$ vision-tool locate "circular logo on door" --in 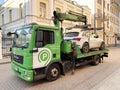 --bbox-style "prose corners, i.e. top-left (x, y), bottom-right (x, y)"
top-left (38, 48), bottom-right (52, 65)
